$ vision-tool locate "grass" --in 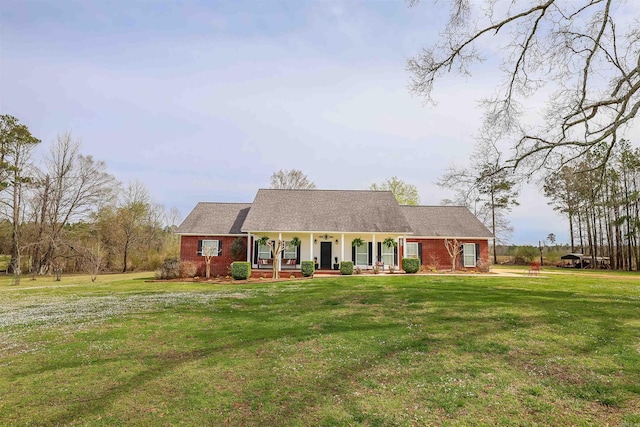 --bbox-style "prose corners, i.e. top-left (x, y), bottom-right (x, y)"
top-left (0, 271), bottom-right (639, 426)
